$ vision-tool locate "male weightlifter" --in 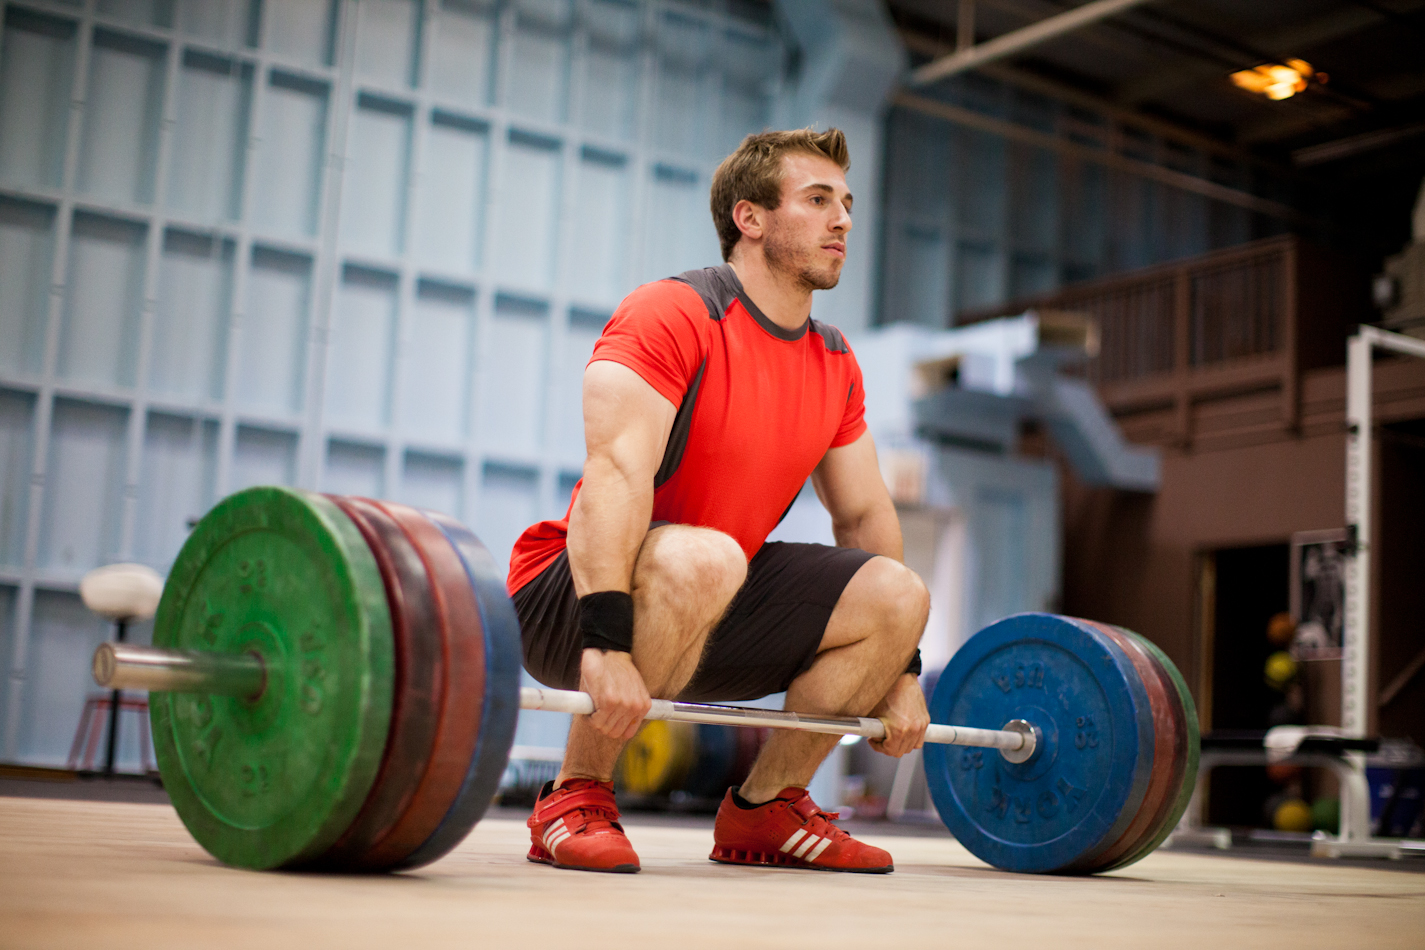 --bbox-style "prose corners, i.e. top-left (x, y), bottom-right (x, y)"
top-left (507, 128), bottom-right (931, 874)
